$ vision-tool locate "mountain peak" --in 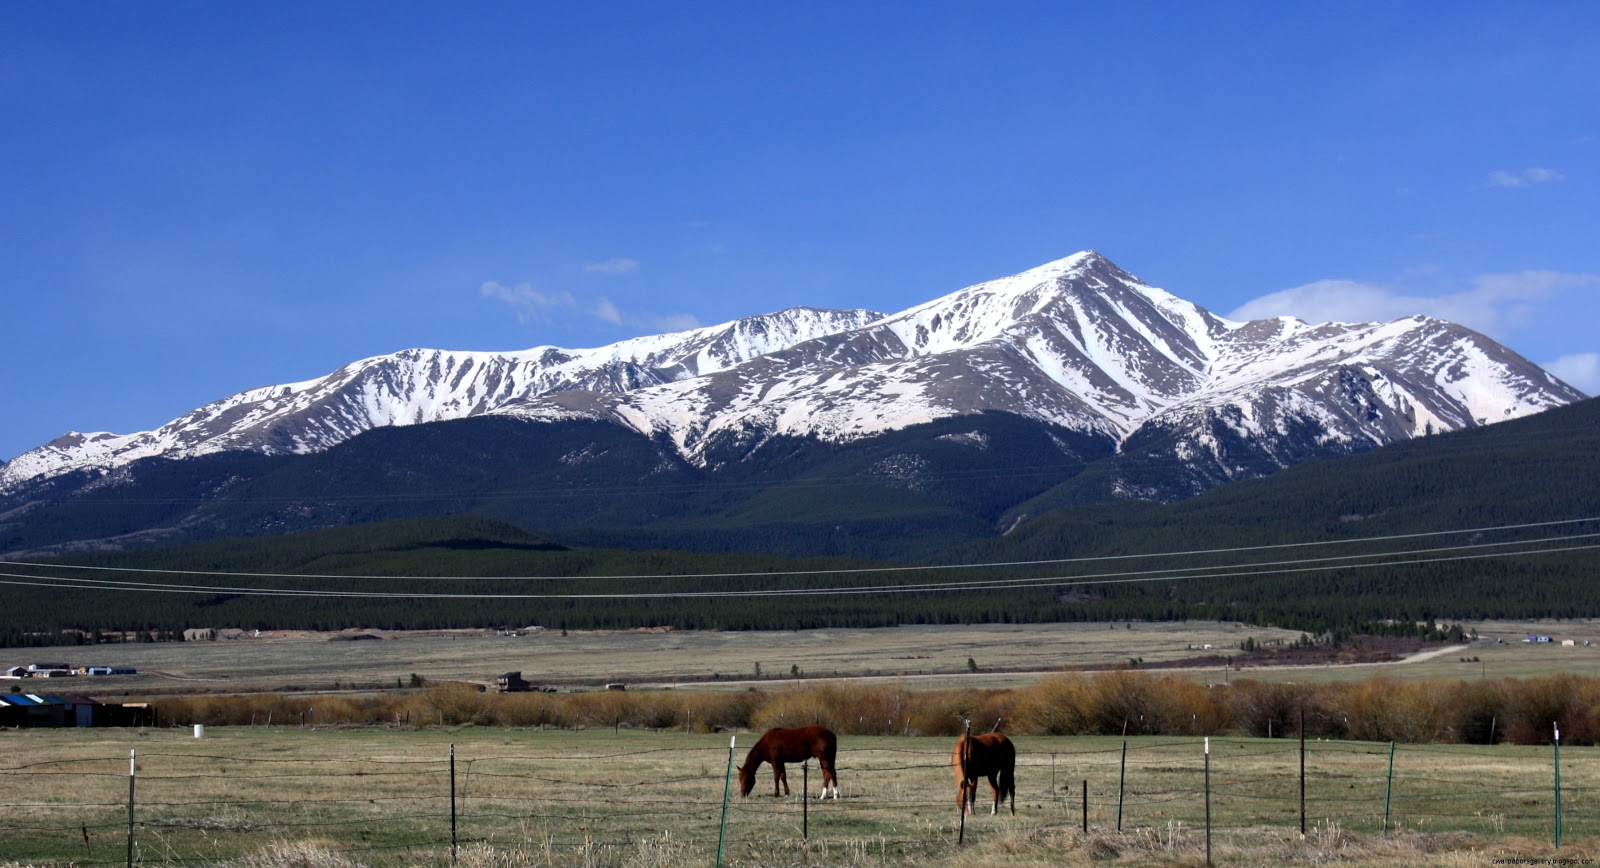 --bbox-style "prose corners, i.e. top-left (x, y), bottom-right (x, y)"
top-left (0, 251), bottom-right (1584, 498)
